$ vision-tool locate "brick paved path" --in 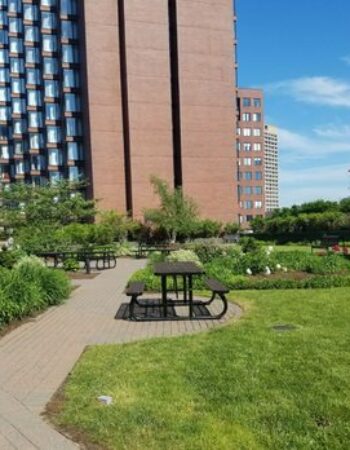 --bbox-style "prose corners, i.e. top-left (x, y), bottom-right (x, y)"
top-left (0, 258), bottom-right (241, 449)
